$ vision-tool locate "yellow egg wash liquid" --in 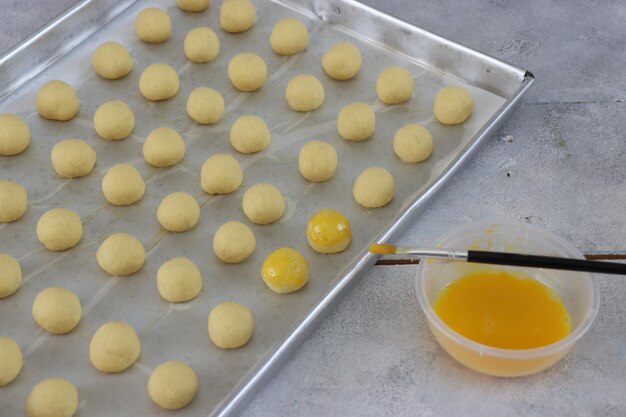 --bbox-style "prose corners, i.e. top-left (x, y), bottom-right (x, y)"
top-left (434, 269), bottom-right (571, 349)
